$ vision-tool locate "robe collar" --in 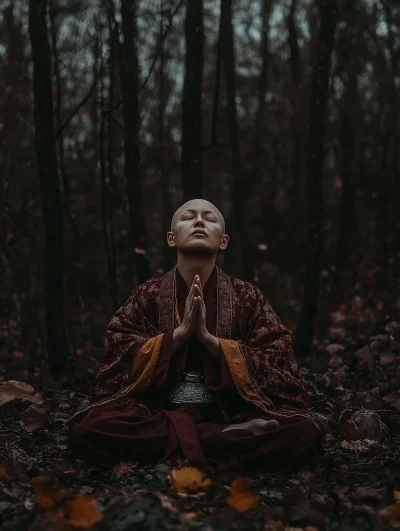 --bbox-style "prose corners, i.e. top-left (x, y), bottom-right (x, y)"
top-left (158, 264), bottom-right (232, 339)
